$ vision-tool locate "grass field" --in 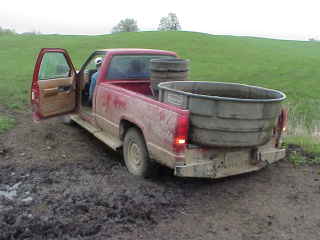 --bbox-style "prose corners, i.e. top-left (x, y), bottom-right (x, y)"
top-left (0, 31), bottom-right (319, 154)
